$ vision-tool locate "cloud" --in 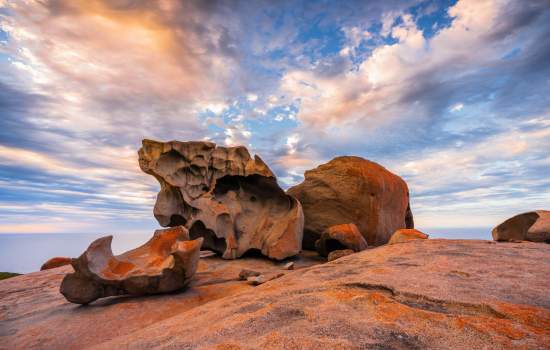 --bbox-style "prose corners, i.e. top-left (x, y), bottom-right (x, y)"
top-left (0, 0), bottom-right (549, 235)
